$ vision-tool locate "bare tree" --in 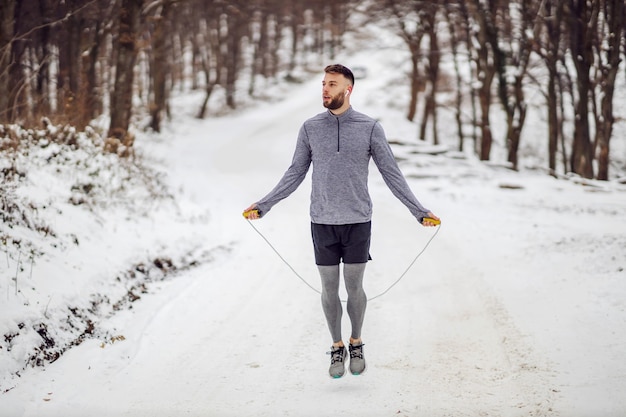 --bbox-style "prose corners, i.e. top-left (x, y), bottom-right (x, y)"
top-left (443, 2), bottom-right (467, 151)
top-left (108, 0), bottom-right (144, 147)
top-left (565, 0), bottom-right (597, 179)
top-left (56, 0), bottom-right (86, 125)
top-left (86, 1), bottom-right (116, 124)
top-left (467, 0), bottom-right (497, 161)
top-left (148, 0), bottom-right (175, 132)
top-left (286, 0), bottom-right (304, 72)
top-left (534, 0), bottom-right (566, 177)
top-left (495, 0), bottom-right (543, 170)
top-left (248, 0), bottom-right (283, 96)
top-left (6, 1), bottom-right (31, 122)
top-left (223, 3), bottom-right (249, 109)
top-left (377, 0), bottom-right (426, 122)
top-left (196, 0), bottom-right (223, 119)
top-left (1, 0), bottom-right (623, 180)
top-left (418, 3), bottom-right (440, 144)
top-left (0, 0), bottom-right (16, 123)
top-left (594, 0), bottom-right (624, 180)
